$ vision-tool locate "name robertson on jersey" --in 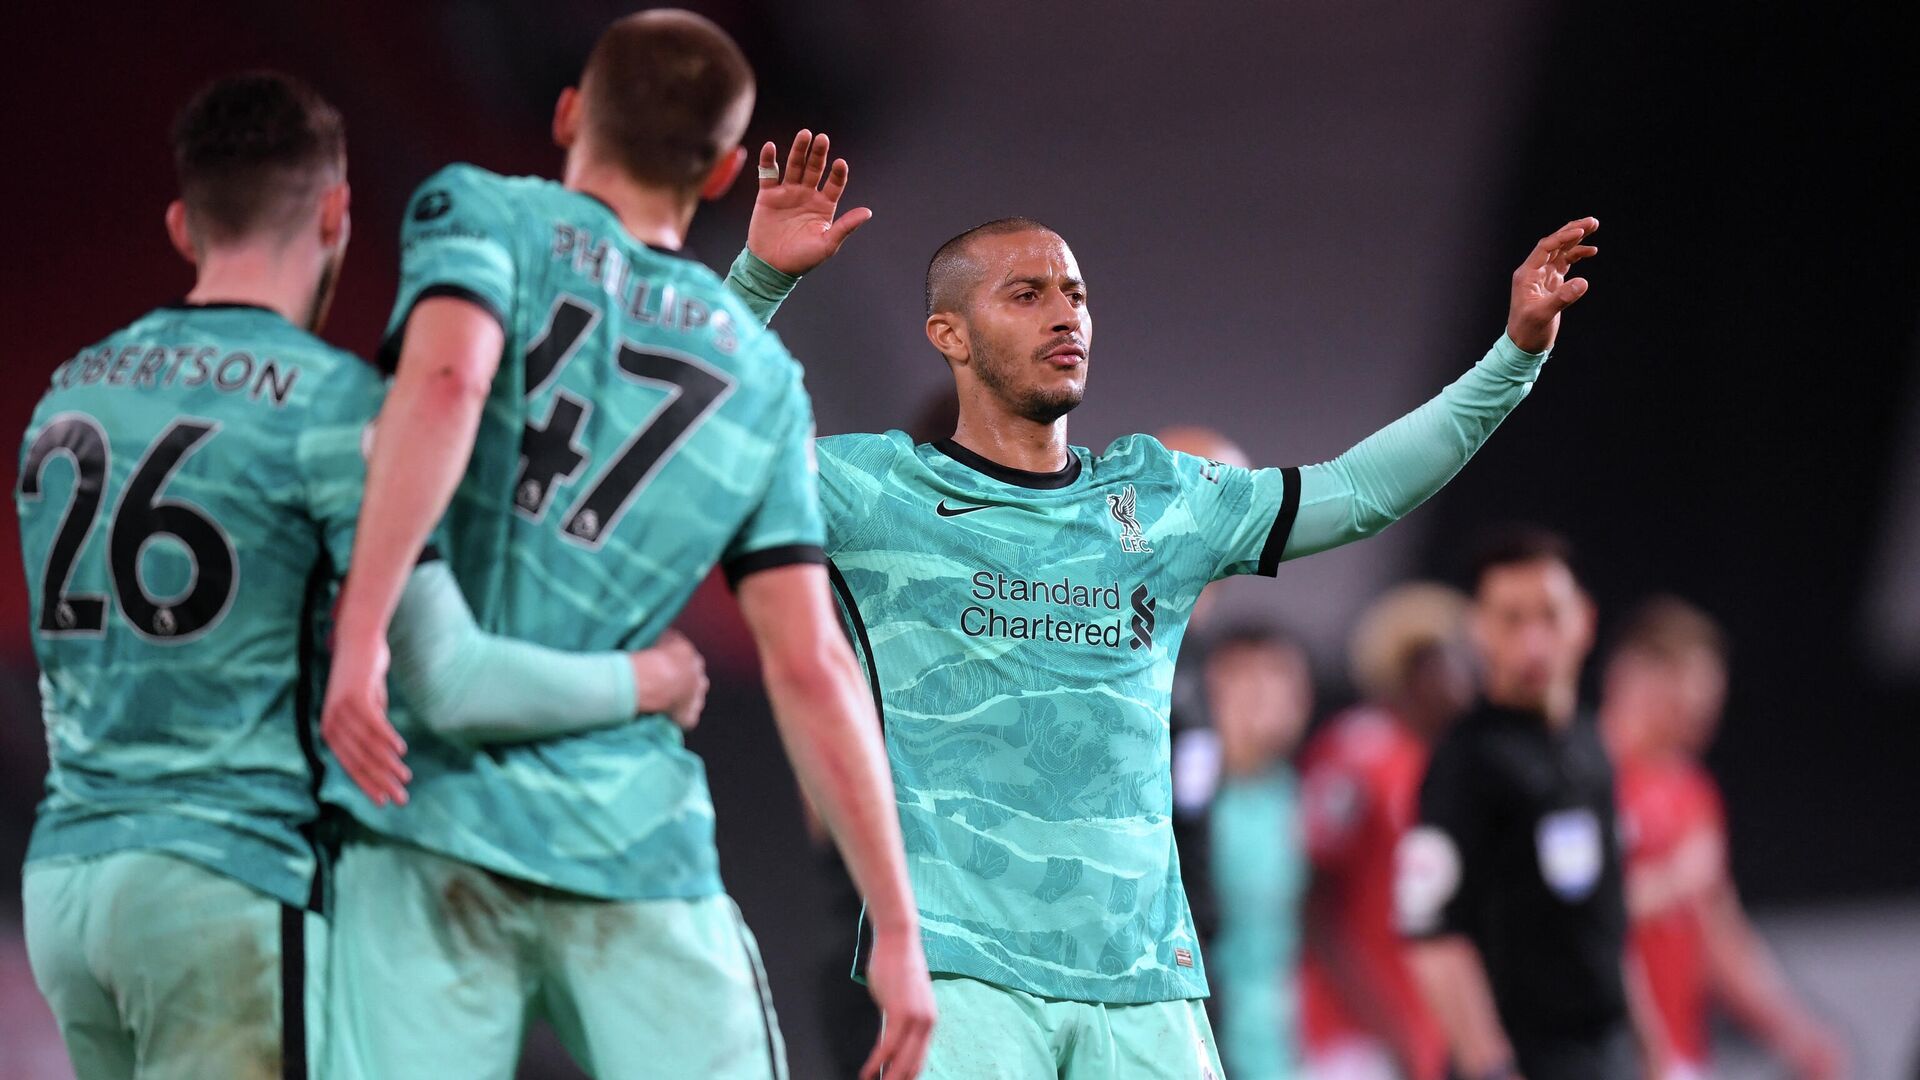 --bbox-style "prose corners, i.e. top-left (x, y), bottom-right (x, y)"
top-left (550, 223), bottom-right (739, 353)
top-left (50, 344), bottom-right (299, 407)
top-left (962, 571), bottom-right (1154, 650)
